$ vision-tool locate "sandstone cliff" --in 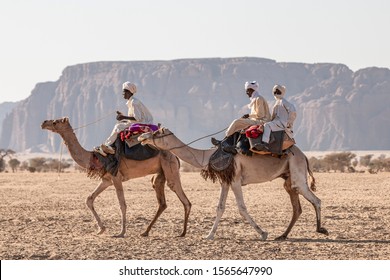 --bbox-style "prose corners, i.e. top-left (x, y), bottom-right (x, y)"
top-left (1, 57), bottom-right (389, 152)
